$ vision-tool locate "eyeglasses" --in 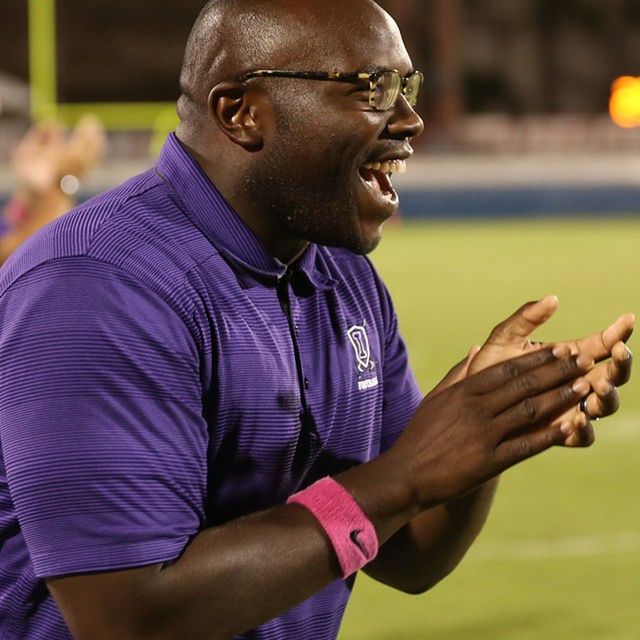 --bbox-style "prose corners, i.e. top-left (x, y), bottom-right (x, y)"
top-left (235, 69), bottom-right (424, 112)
